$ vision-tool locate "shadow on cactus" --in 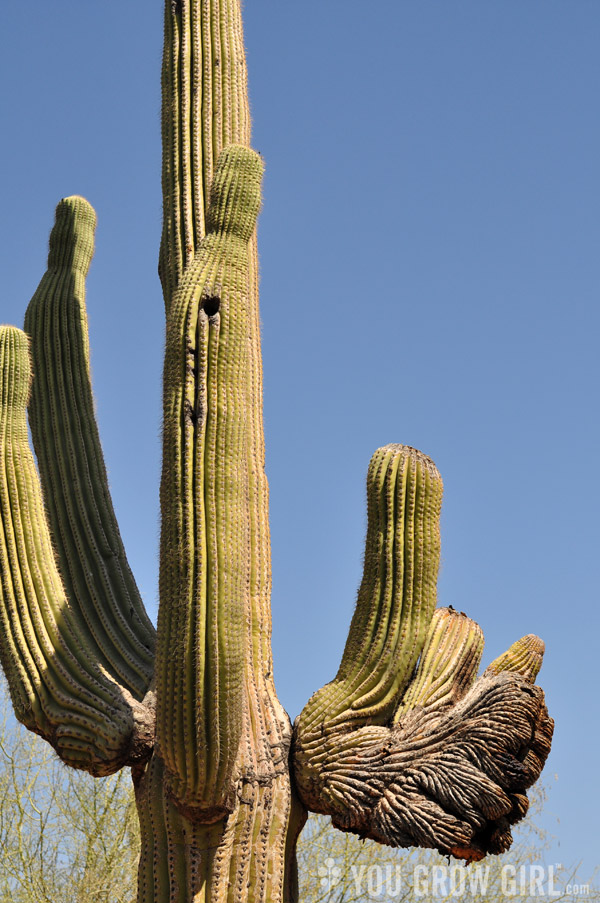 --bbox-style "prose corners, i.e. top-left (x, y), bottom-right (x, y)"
top-left (0, 1), bottom-right (553, 901)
